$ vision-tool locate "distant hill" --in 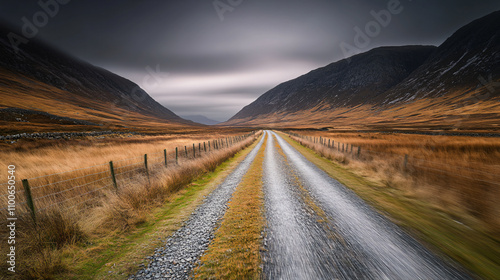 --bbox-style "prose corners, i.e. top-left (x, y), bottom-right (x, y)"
top-left (181, 115), bottom-right (221, 125)
top-left (224, 11), bottom-right (500, 133)
top-left (228, 45), bottom-right (435, 121)
top-left (0, 23), bottom-right (193, 134)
